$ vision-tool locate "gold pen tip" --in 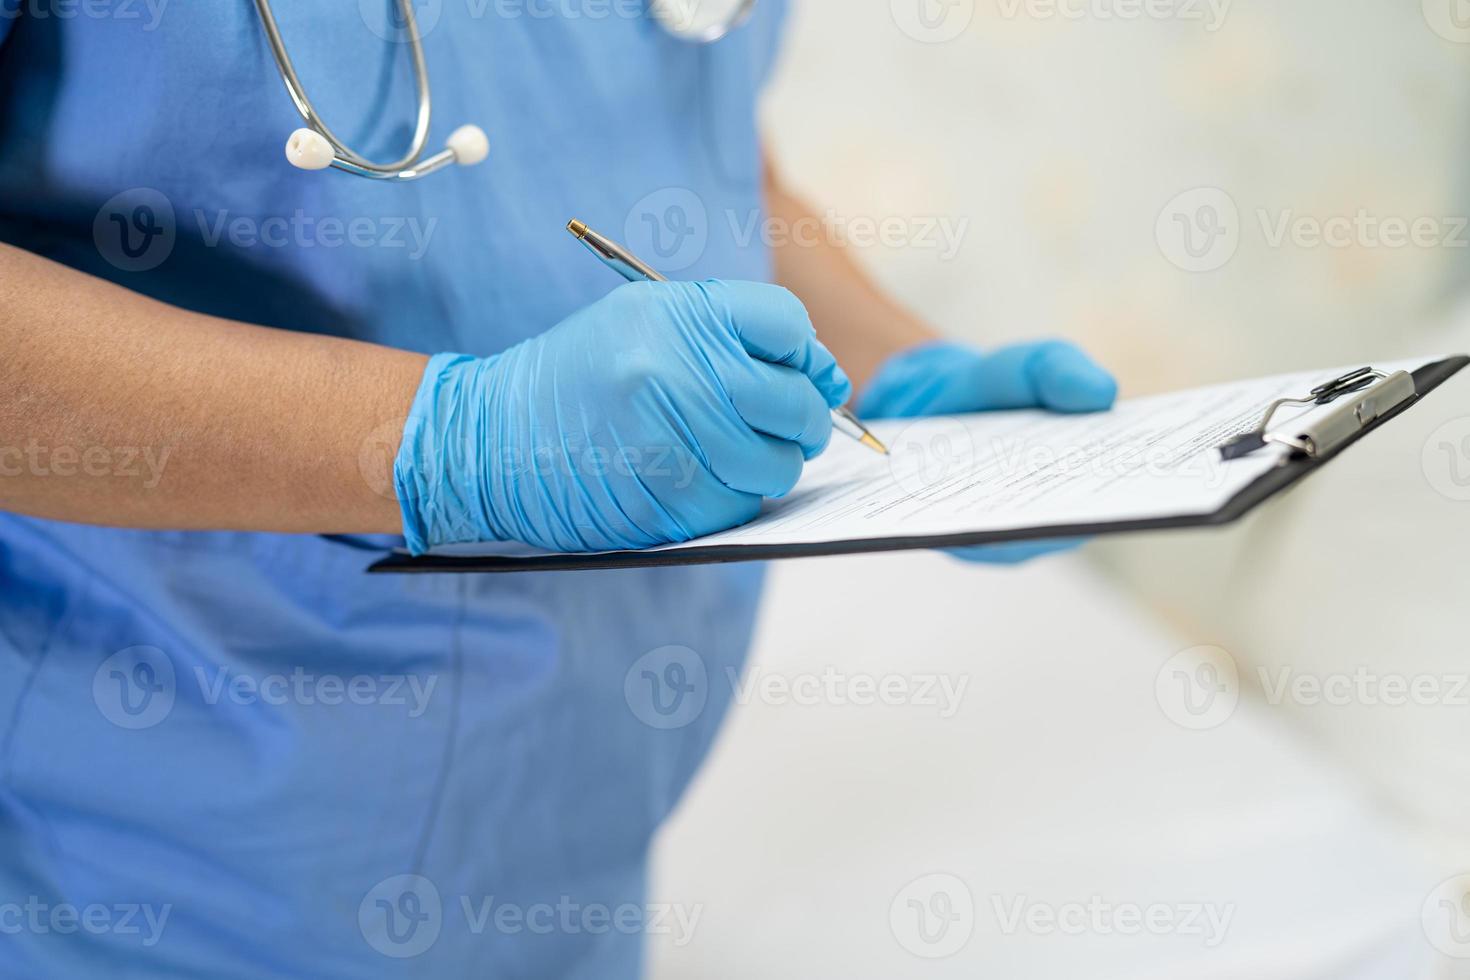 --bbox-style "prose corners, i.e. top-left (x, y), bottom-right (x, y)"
top-left (860, 432), bottom-right (890, 455)
top-left (567, 219), bottom-right (588, 239)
